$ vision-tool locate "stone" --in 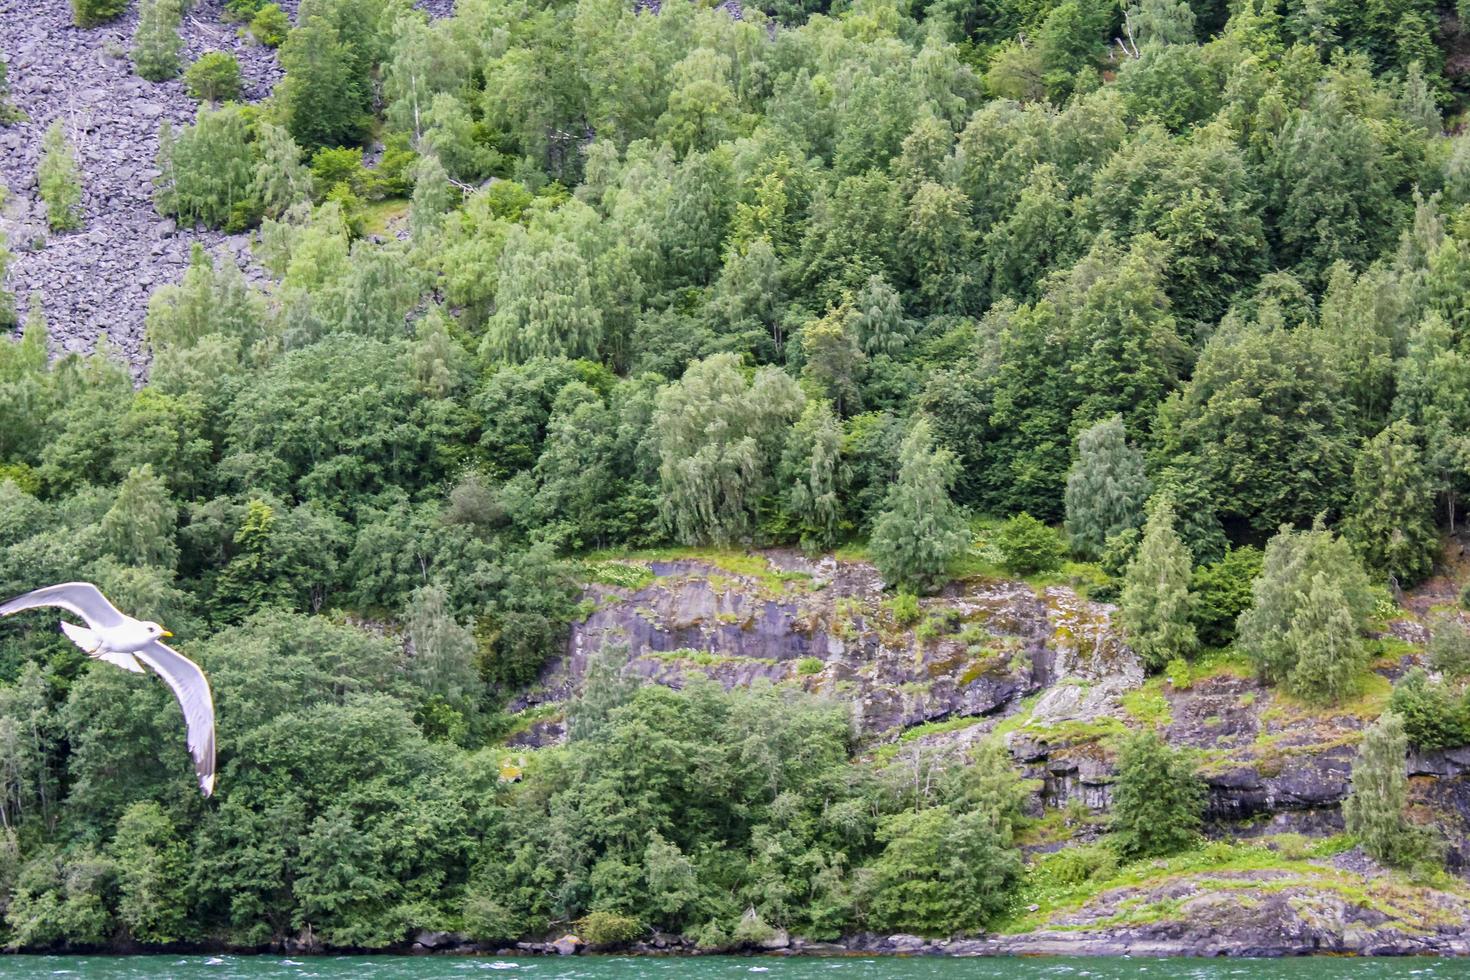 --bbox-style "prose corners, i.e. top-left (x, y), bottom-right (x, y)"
top-left (551, 934), bottom-right (582, 956)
